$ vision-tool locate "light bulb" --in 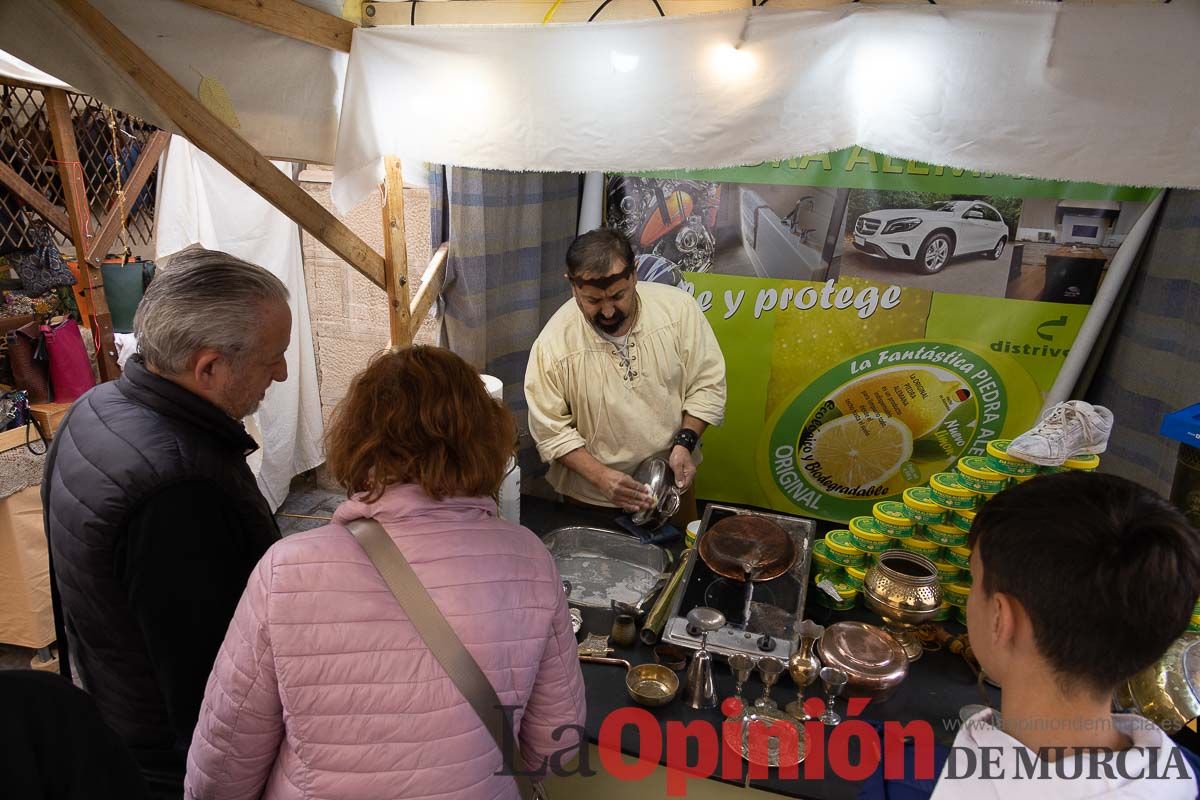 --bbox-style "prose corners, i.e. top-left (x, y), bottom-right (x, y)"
top-left (610, 51), bottom-right (639, 73)
top-left (711, 43), bottom-right (758, 81)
